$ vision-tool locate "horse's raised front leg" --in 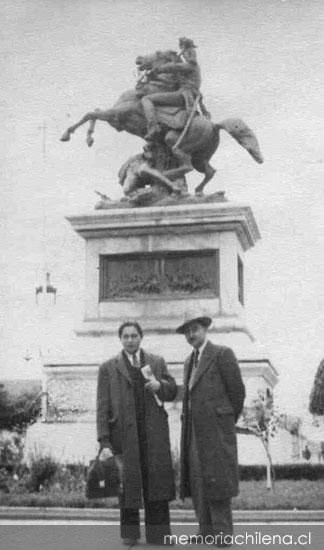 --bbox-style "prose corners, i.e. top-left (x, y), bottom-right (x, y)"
top-left (60, 109), bottom-right (103, 142)
top-left (86, 114), bottom-right (99, 147)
